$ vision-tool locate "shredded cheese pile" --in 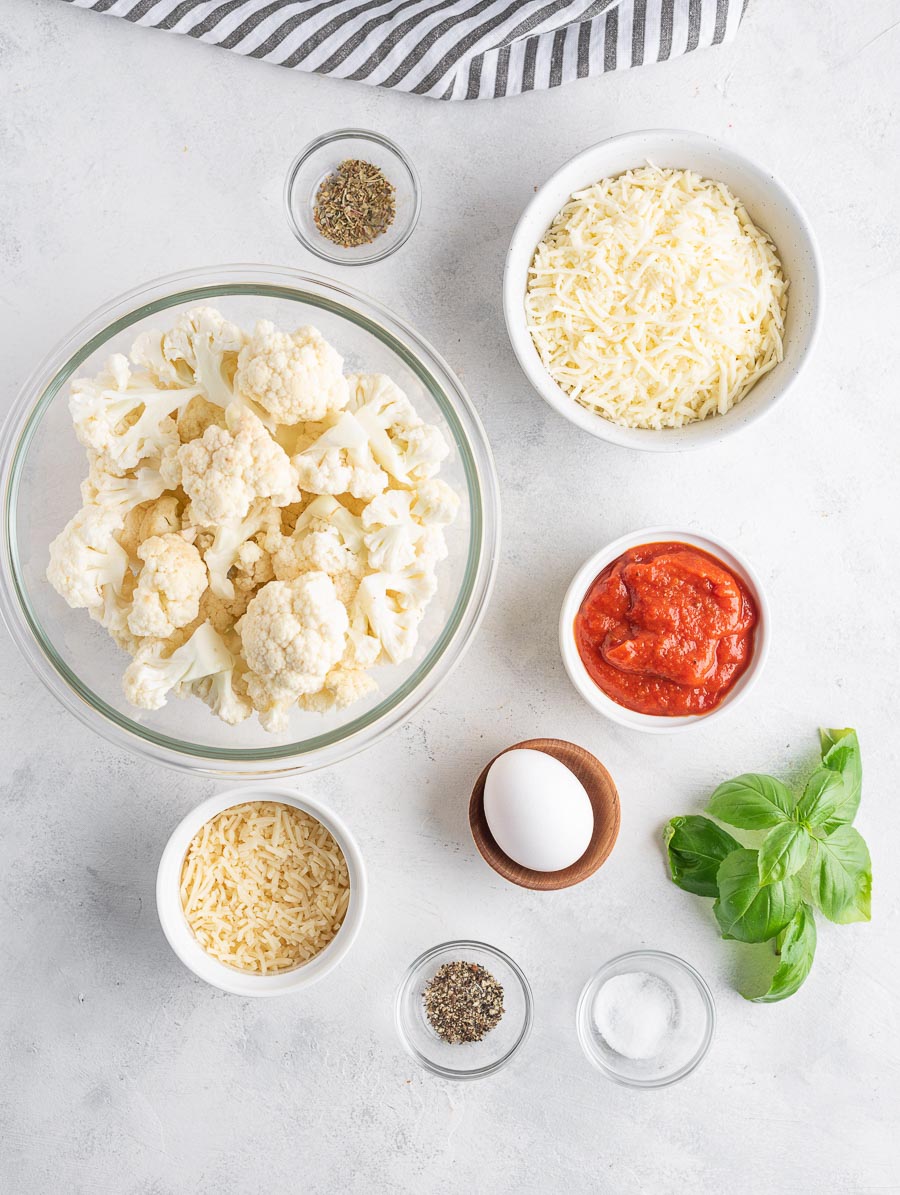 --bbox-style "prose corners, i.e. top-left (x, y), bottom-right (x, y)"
top-left (180, 801), bottom-right (350, 974)
top-left (525, 167), bottom-right (788, 429)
